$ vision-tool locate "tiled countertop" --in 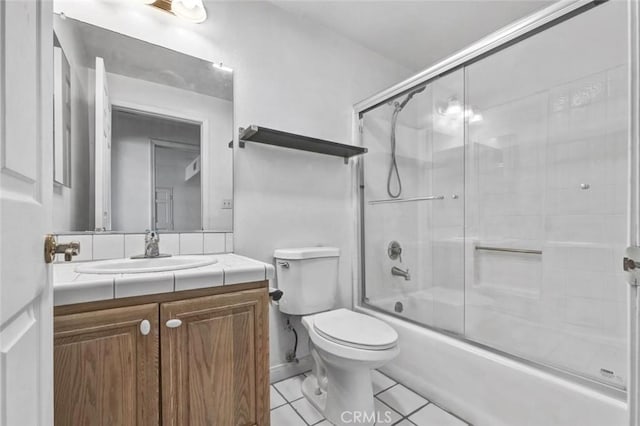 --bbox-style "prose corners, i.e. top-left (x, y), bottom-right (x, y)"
top-left (54, 253), bottom-right (275, 306)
